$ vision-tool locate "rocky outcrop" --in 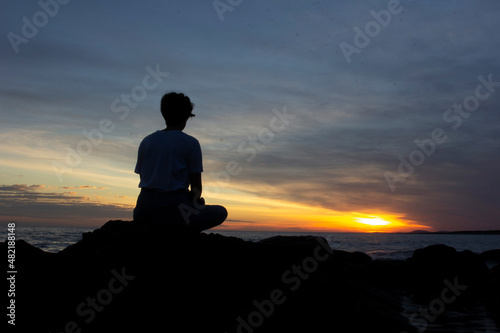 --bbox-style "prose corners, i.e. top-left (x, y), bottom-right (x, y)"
top-left (2, 220), bottom-right (499, 333)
